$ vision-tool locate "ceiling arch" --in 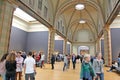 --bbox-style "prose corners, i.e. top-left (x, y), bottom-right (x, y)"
top-left (55, 0), bottom-right (102, 19)
top-left (67, 19), bottom-right (97, 35)
top-left (50, 0), bottom-right (107, 42)
top-left (53, 0), bottom-right (103, 32)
